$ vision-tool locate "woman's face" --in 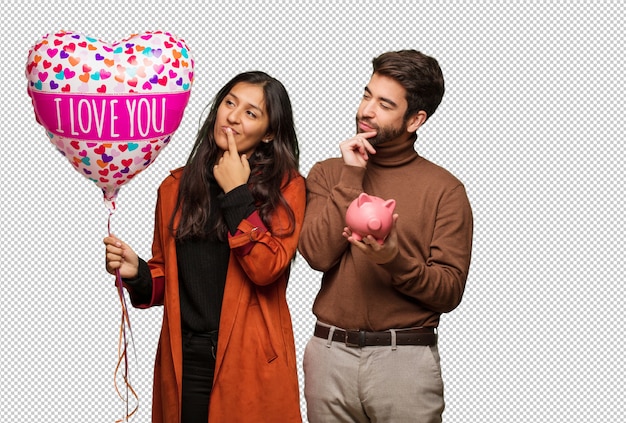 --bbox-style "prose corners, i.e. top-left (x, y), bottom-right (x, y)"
top-left (213, 82), bottom-right (271, 157)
